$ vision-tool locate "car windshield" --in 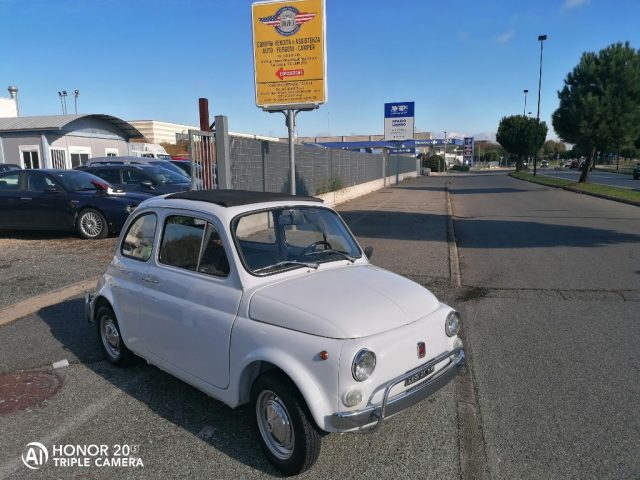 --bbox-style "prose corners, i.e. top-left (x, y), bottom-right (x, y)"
top-left (233, 206), bottom-right (361, 275)
top-left (143, 166), bottom-right (189, 185)
top-left (156, 154), bottom-right (171, 160)
top-left (54, 170), bottom-right (115, 191)
top-left (149, 160), bottom-right (190, 178)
